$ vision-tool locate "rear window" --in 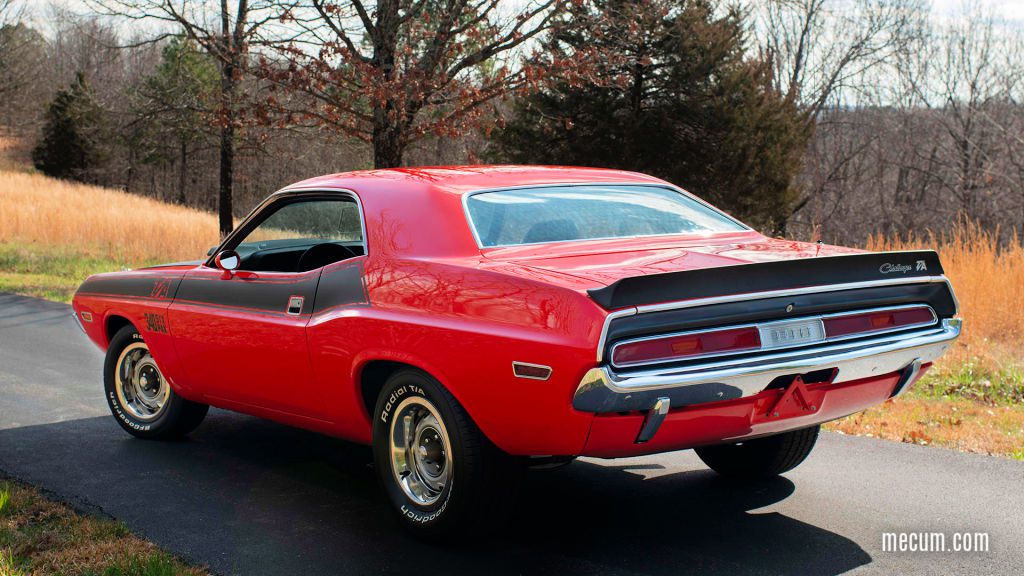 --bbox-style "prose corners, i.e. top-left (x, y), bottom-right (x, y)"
top-left (465, 185), bottom-right (747, 248)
